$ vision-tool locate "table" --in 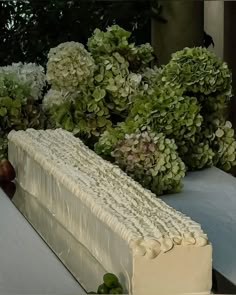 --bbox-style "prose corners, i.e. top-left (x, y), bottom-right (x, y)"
top-left (1, 167), bottom-right (236, 293)
top-left (161, 167), bottom-right (236, 290)
top-left (0, 188), bottom-right (86, 294)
